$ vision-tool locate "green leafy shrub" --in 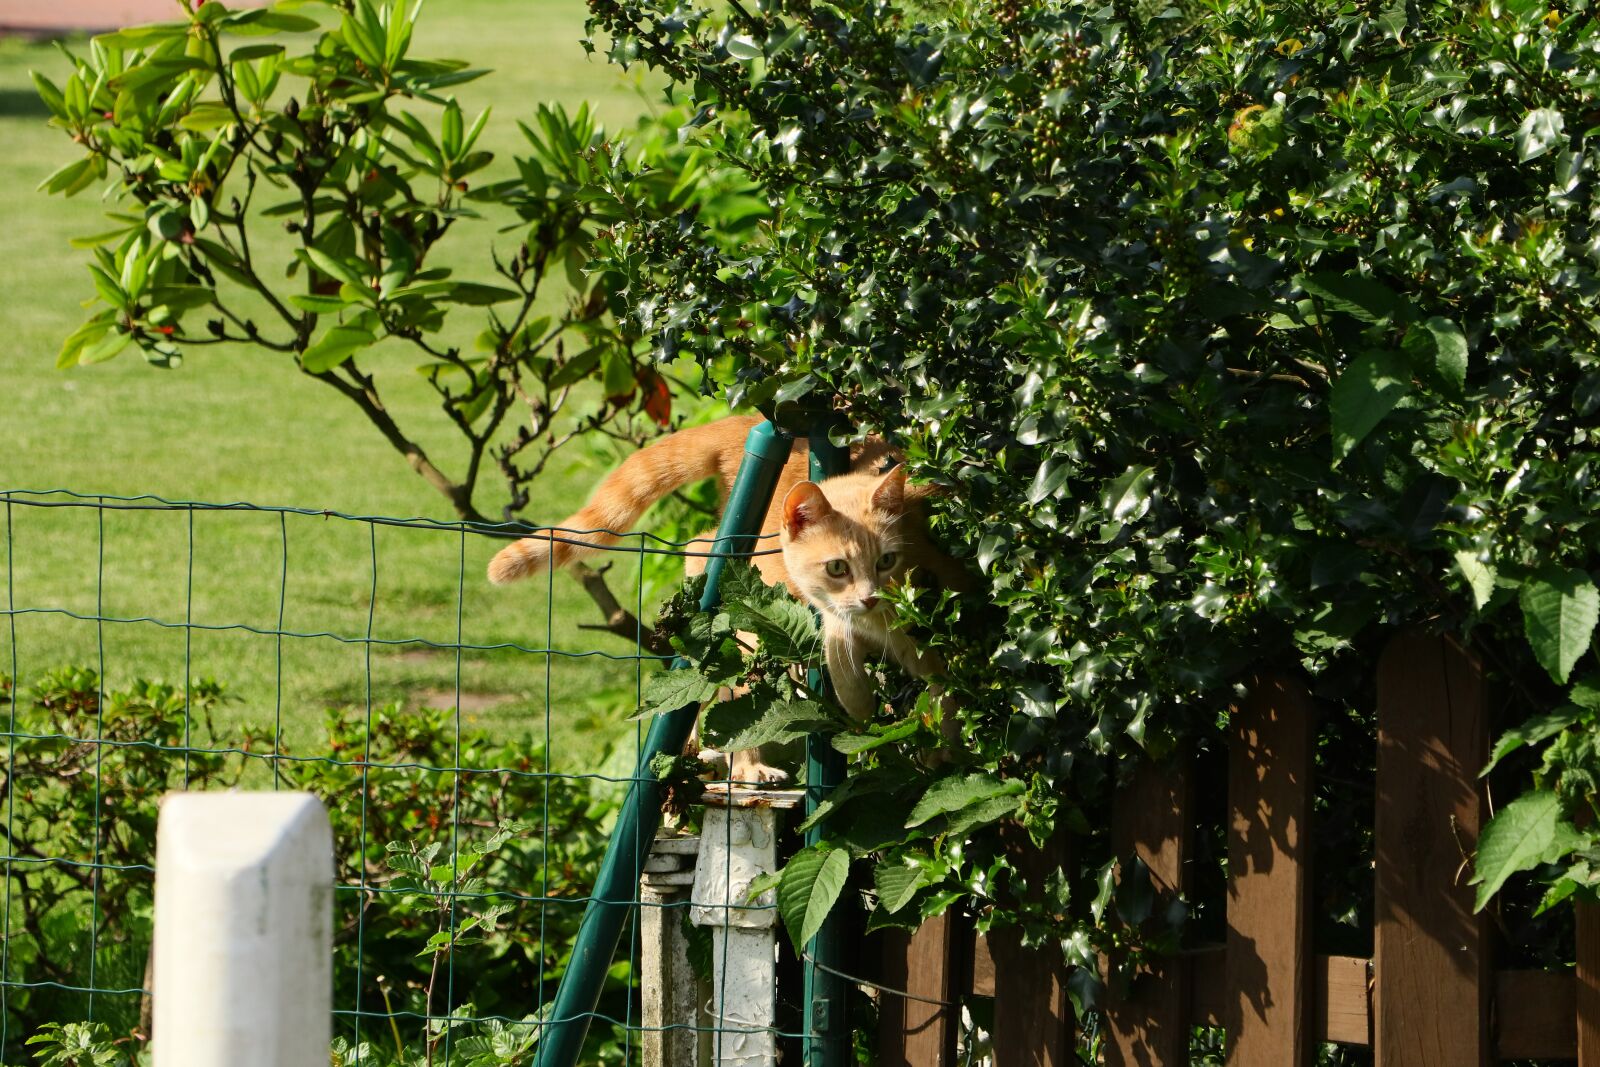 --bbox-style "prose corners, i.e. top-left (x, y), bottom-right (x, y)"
top-left (586, 0), bottom-right (1600, 1007)
top-left (33, 0), bottom-right (758, 531)
top-left (0, 669), bottom-right (624, 1064)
